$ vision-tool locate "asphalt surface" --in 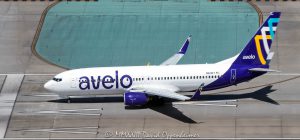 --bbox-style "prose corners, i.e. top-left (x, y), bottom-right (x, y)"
top-left (1, 1), bottom-right (300, 139)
